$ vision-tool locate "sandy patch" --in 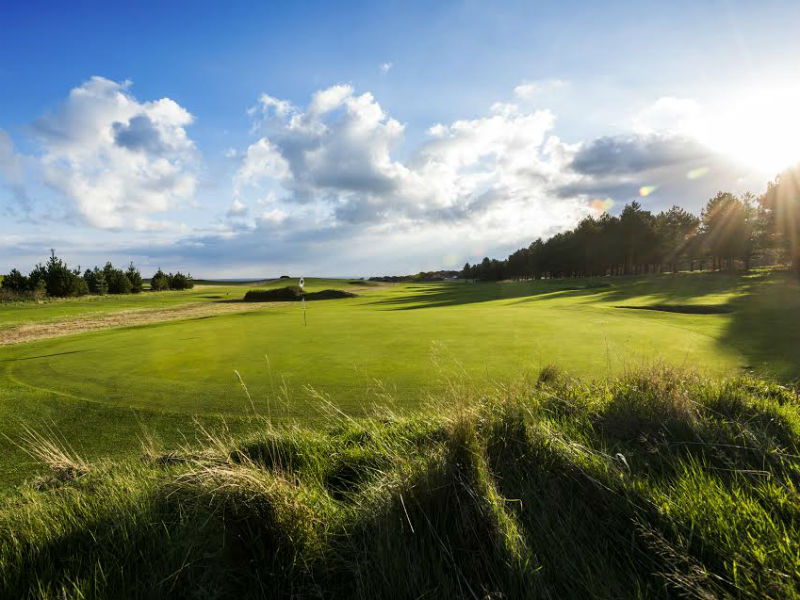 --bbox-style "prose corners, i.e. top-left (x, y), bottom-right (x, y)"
top-left (0, 301), bottom-right (275, 346)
